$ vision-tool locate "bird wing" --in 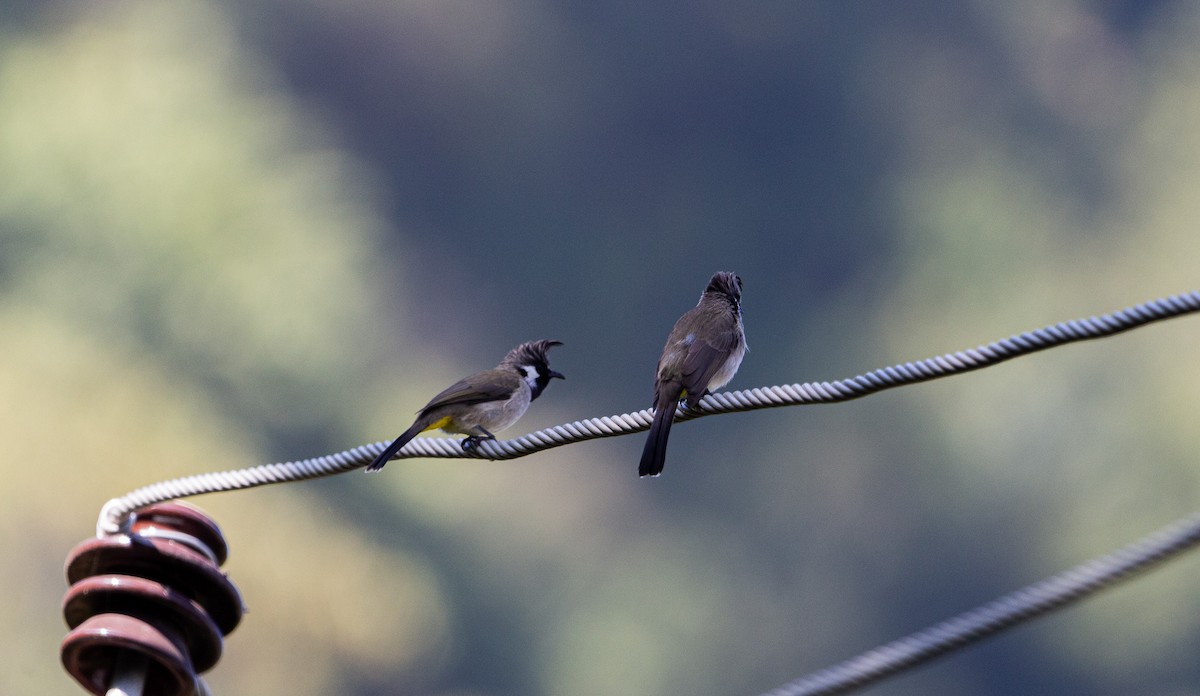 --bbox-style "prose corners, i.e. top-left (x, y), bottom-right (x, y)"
top-left (679, 340), bottom-right (733, 407)
top-left (659, 306), bottom-right (740, 408)
top-left (417, 369), bottom-right (520, 416)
